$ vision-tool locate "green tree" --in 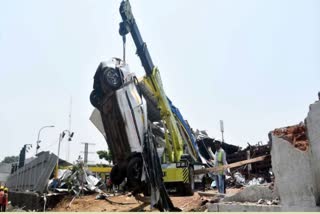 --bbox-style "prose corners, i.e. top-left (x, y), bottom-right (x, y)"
top-left (97, 150), bottom-right (113, 164)
top-left (1, 156), bottom-right (19, 164)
